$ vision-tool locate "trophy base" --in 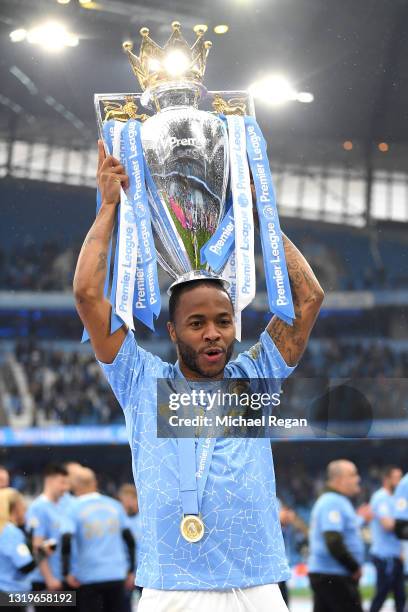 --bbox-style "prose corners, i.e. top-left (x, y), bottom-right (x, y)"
top-left (167, 270), bottom-right (230, 296)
